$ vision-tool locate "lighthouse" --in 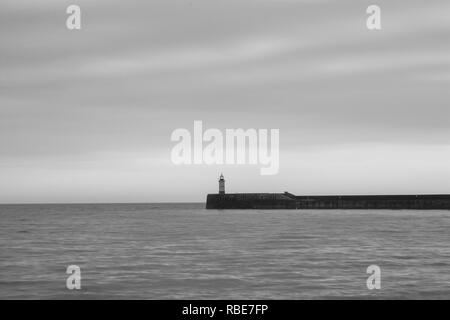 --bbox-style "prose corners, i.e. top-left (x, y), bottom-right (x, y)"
top-left (218, 174), bottom-right (225, 194)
